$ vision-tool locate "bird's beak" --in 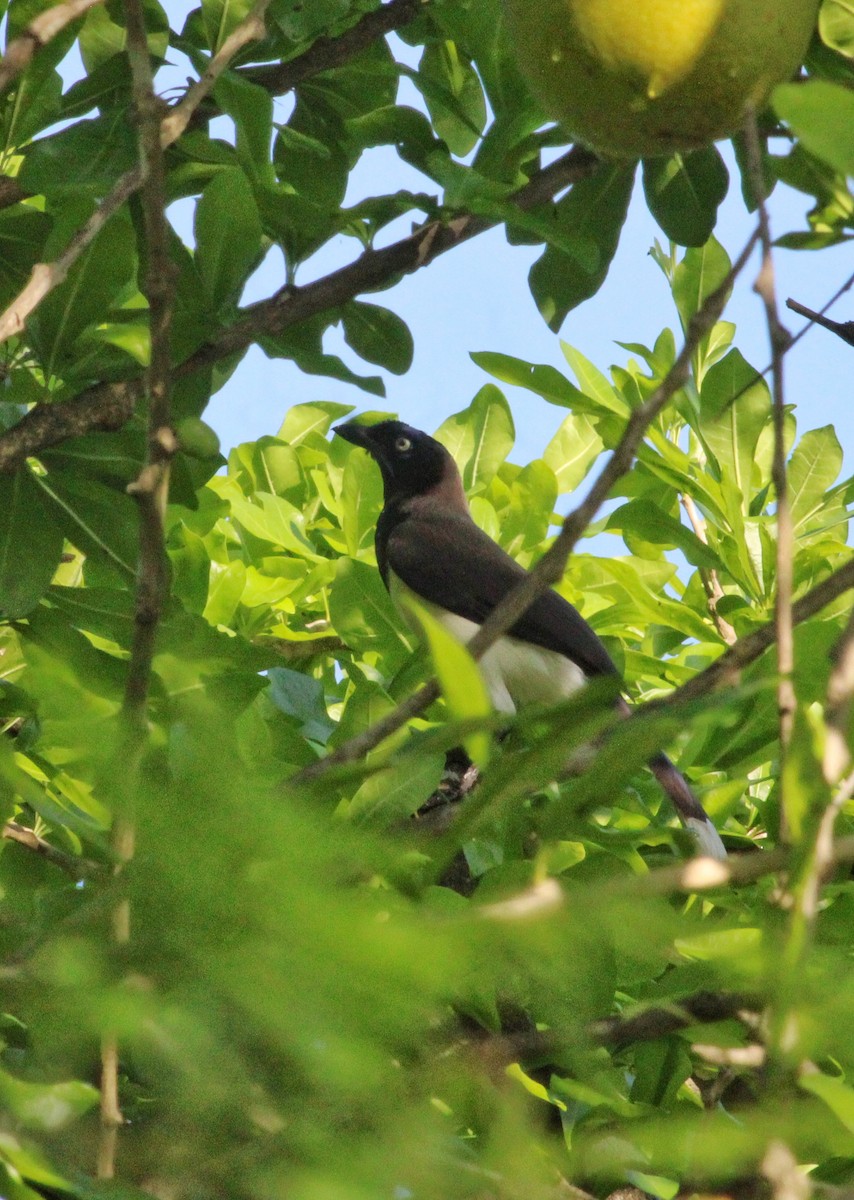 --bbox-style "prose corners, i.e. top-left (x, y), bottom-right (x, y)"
top-left (334, 421), bottom-right (378, 452)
